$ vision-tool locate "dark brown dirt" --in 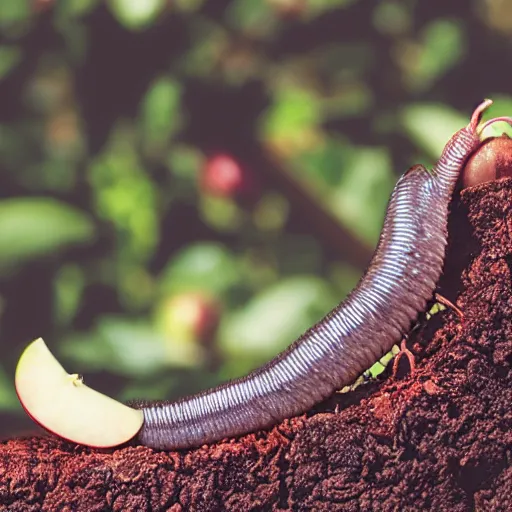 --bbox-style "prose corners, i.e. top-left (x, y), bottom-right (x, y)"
top-left (0, 178), bottom-right (511, 512)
